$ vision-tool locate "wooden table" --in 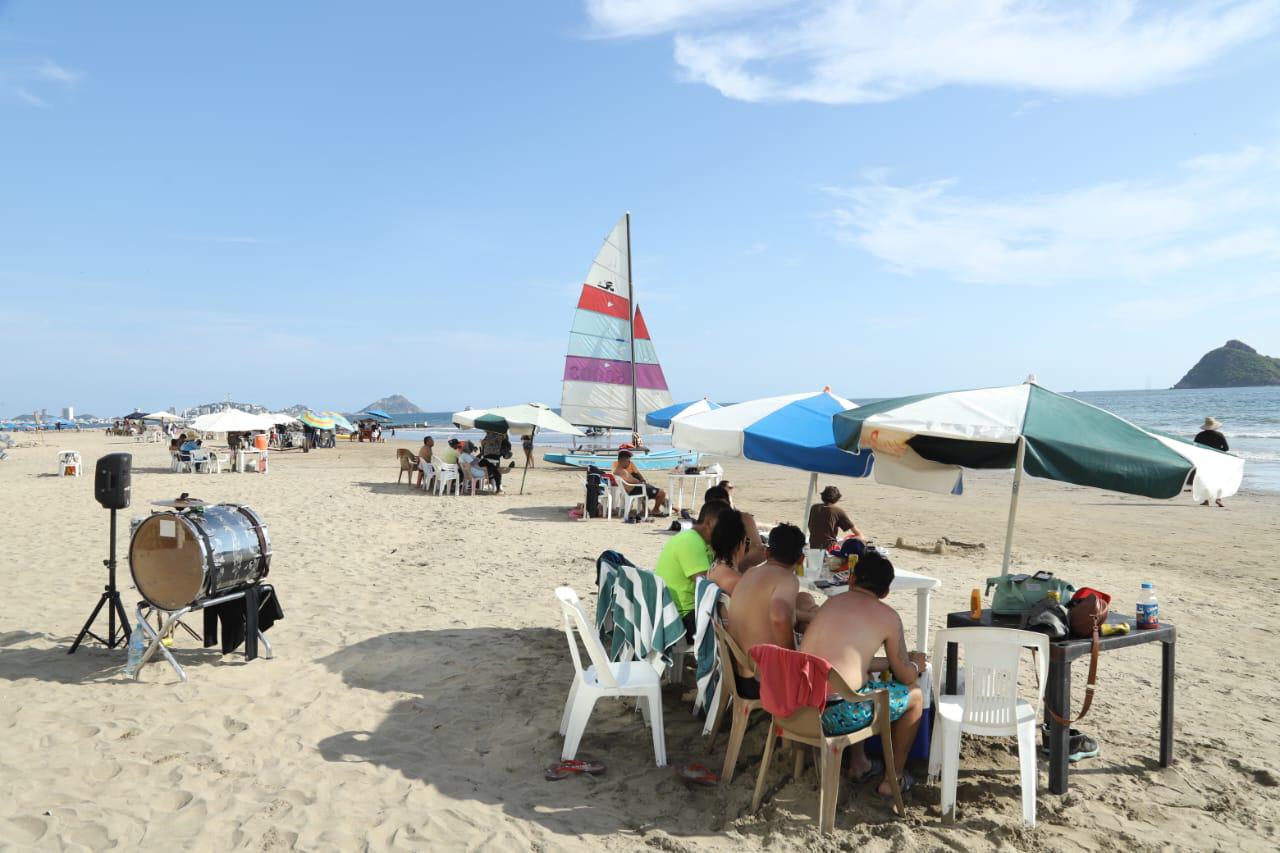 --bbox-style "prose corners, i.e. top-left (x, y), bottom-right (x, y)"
top-left (944, 609), bottom-right (1175, 794)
